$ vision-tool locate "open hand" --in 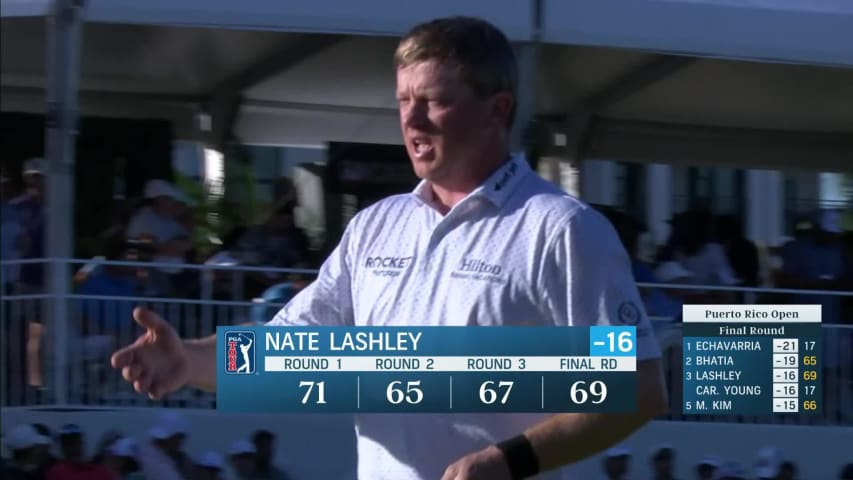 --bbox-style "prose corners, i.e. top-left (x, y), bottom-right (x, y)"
top-left (110, 307), bottom-right (190, 400)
